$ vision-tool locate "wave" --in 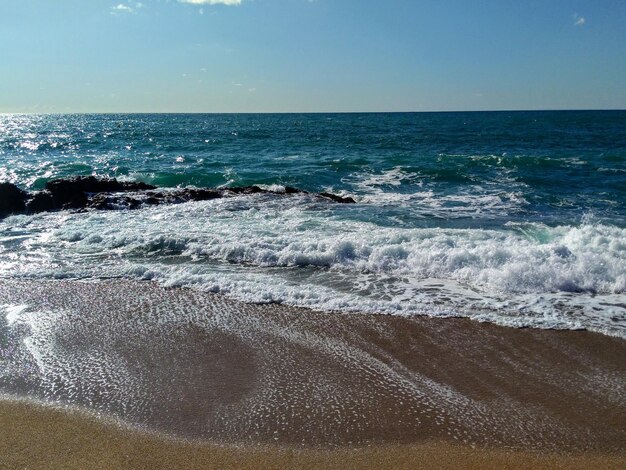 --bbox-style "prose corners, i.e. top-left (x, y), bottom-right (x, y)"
top-left (1, 195), bottom-right (625, 337)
